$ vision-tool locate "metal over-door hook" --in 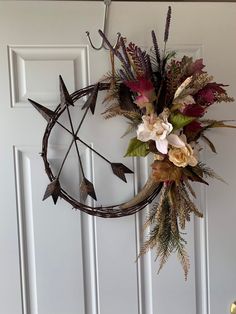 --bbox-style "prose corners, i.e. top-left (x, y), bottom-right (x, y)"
top-left (85, 0), bottom-right (121, 50)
